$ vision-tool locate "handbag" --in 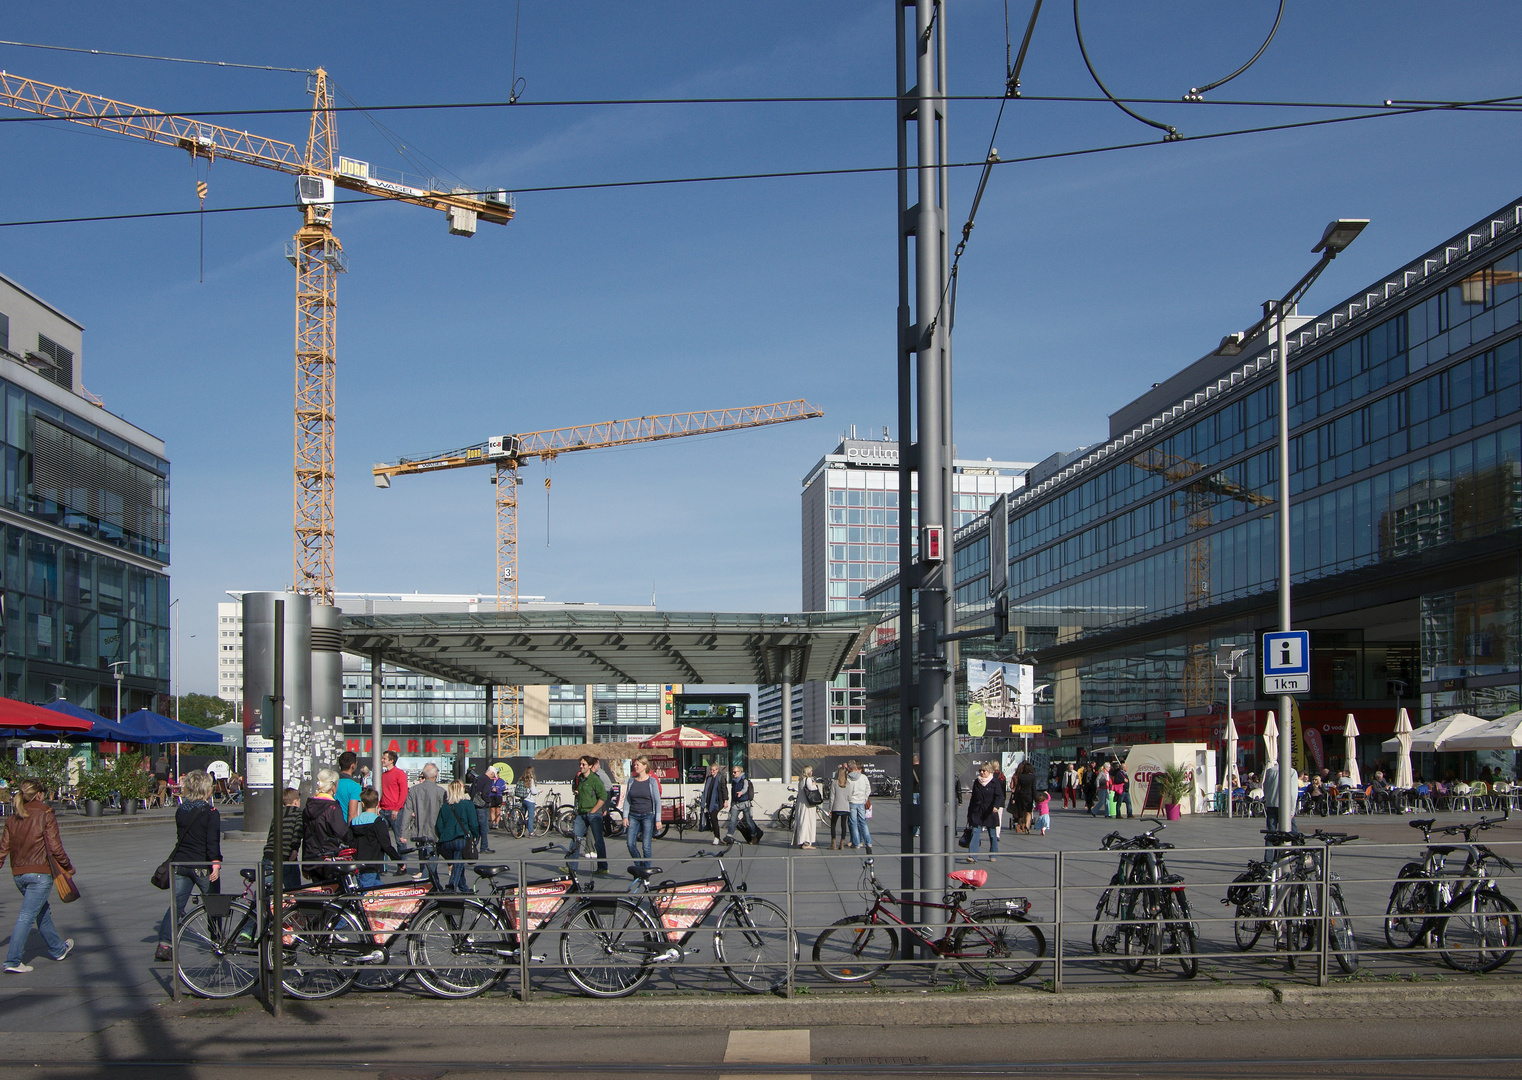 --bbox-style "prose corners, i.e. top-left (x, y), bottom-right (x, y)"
top-left (47, 852), bottom-right (80, 904)
top-left (802, 780), bottom-right (823, 807)
top-left (463, 835), bottom-right (480, 860)
top-left (151, 858), bottom-right (173, 890)
top-left (957, 826), bottom-right (972, 849)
